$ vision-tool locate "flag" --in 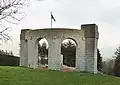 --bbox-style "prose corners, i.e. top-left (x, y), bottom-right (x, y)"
top-left (51, 12), bottom-right (56, 22)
